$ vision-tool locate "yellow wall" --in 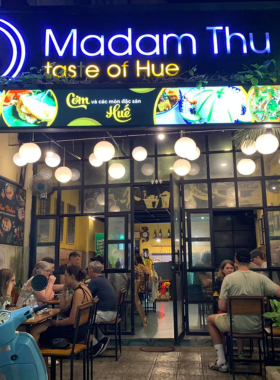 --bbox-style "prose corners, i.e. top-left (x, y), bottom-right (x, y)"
top-left (134, 223), bottom-right (172, 254)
